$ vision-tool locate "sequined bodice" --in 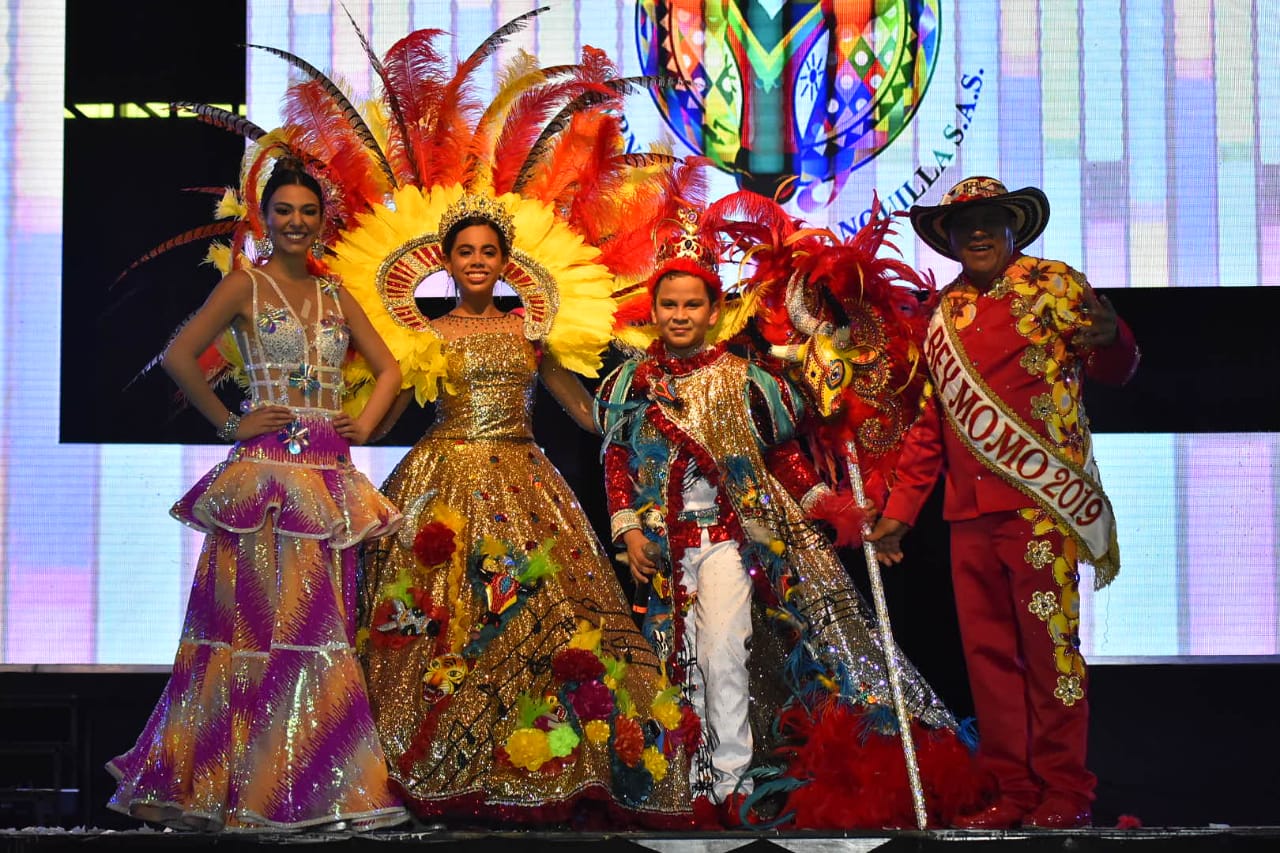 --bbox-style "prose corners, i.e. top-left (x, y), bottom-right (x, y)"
top-left (232, 269), bottom-right (351, 411)
top-left (428, 332), bottom-right (537, 440)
